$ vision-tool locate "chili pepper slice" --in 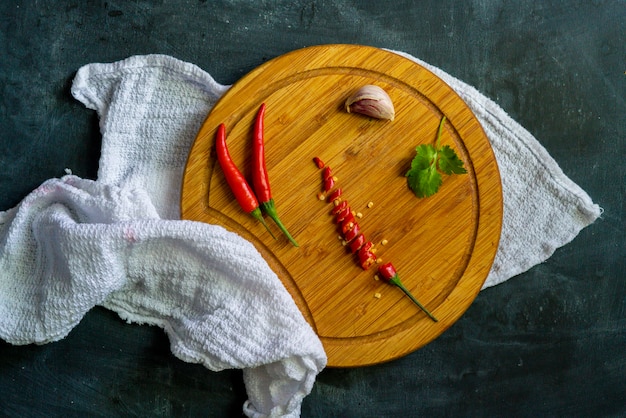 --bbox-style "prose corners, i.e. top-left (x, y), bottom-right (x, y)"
top-left (341, 213), bottom-right (356, 234)
top-left (378, 262), bottom-right (438, 322)
top-left (252, 103), bottom-right (299, 247)
top-left (358, 241), bottom-right (374, 260)
top-left (359, 251), bottom-right (377, 270)
top-left (214, 123), bottom-right (275, 238)
top-left (349, 234), bottom-right (366, 253)
top-left (331, 200), bottom-right (348, 216)
top-left (335, 206), bottom-right (352, 223)
top-left (313, 157), bottom-right (325, 169)
top-left (328, 188), bottom-right (343, 202)
top-left (322, 166), bottom-right (335, 192)
top-left (322, 166), bottom-right (333, 181)
top-left (343, 223), bottom-right (361, 243)
top-left (324, 176), bottom-right (335, 192)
